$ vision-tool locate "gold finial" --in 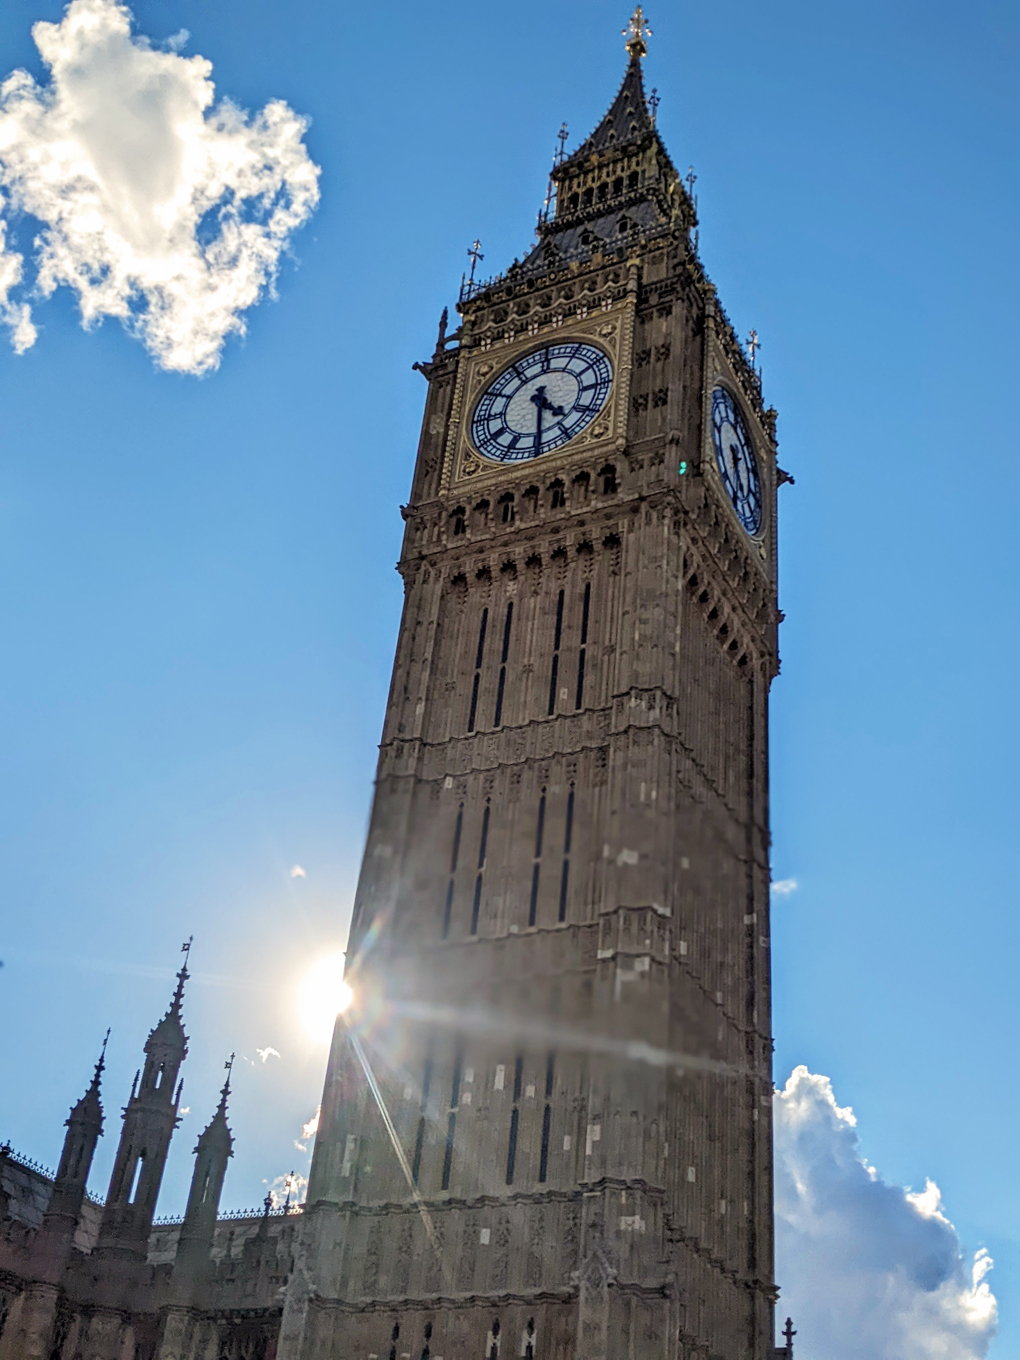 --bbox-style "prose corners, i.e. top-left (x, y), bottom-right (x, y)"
top-left (624, 6), bottom-right (652, 58)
